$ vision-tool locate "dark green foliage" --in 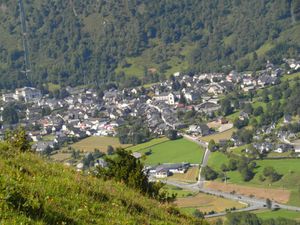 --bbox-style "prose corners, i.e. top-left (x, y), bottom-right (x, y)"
top-left (253, 106), bottom-right (264, 116)
top-left (117, 116), bottom-right (151, 145)
top-left (220, 98), bottom-right (234, 116)
top-left (202, 166), bottom-right (218, 180)
top-left (166, 129), bottom-right (179, 140)
top-left (234, 129), bottom-right (253, 144)
top-left (0, 1), bottom-right (298, 89)
top-left (208, 139), bottom-right (219, 152)
top-left (233, 117), bottom-right (249, 129)
top-left (96, 148), bottom-right (176, 203)
top-left (193, 209), bottom-right (204, 219)
top-left (2, 104), bottom-right (19, 124)
top-left (263, 166), bottom-right (282, 182)
top-left (5, 127), bottom-right (31, 153)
